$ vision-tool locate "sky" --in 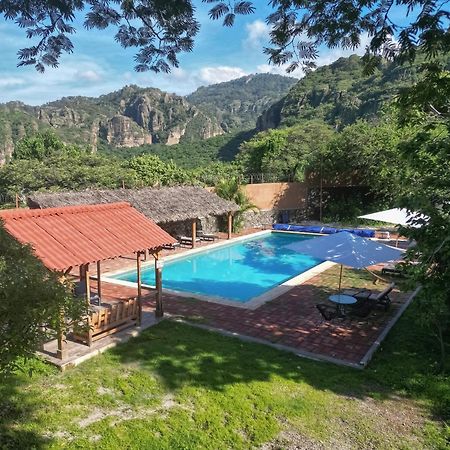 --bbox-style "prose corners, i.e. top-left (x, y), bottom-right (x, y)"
top-left (0, 2), bottom-right (409, 105)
